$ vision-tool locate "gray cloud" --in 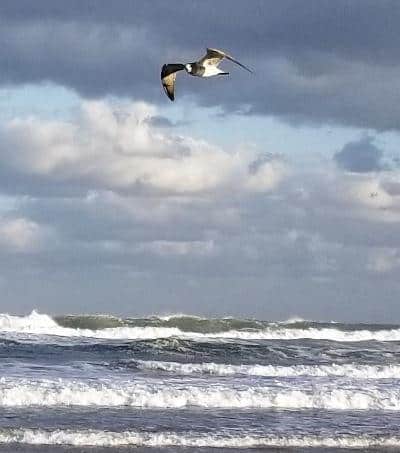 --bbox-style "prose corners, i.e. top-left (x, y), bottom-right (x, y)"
top-left (144, 116), bottom-right (176, 128)
top-left (1, 1), bottom-right (399, 63)
top-left (2, 163), bottom-right (400, 320)
top-left (334, 137), bottom-right (386, 173)
top-left (0, 1), bottom-right (400, 129)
